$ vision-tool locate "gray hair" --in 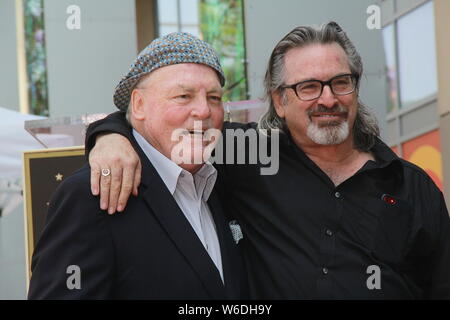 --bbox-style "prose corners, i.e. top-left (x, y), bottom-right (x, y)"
top-left (125, 73), bottom-right (153, 125)
top-left (258, 21), bottom-right (379, 151)
top-left (125, 103), bottom-right (132, 124)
